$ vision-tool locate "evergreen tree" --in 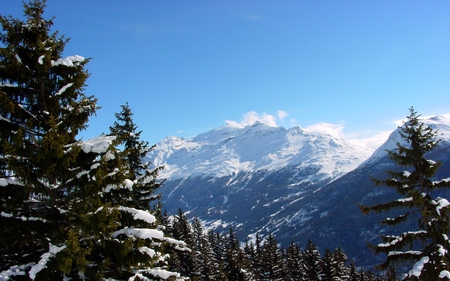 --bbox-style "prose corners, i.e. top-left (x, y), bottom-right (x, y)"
top-left (207, 229), bottom-right (227, 280)
top-left (224, 227), bottom-right (249, 281)
top-left (0, 2), bottom-right (187, 279)
top-left (0, 0), bottom-right (97, 278)
top-left (191, 216), bottom-right (216, 281)
top-left (259, 233), bottom-right (285, 280)
top-left (332, 247), bottom-right (350, 281)
top-left (109, 102), bottom-right (163, 210)
top-left (167, 209), bottom-right (196, 279)
top-left (302, 240), bottom-right (323, 281)
top-left (322, 249), bottom-right (335, 281)
top-left (283, 242), bottom-right (304, 280)
top-left (360, 107), bottom-right (450, 280)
